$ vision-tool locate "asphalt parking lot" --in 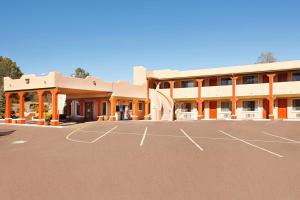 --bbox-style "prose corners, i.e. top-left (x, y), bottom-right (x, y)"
top-left (0, 120), bottom-right (300, 200)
